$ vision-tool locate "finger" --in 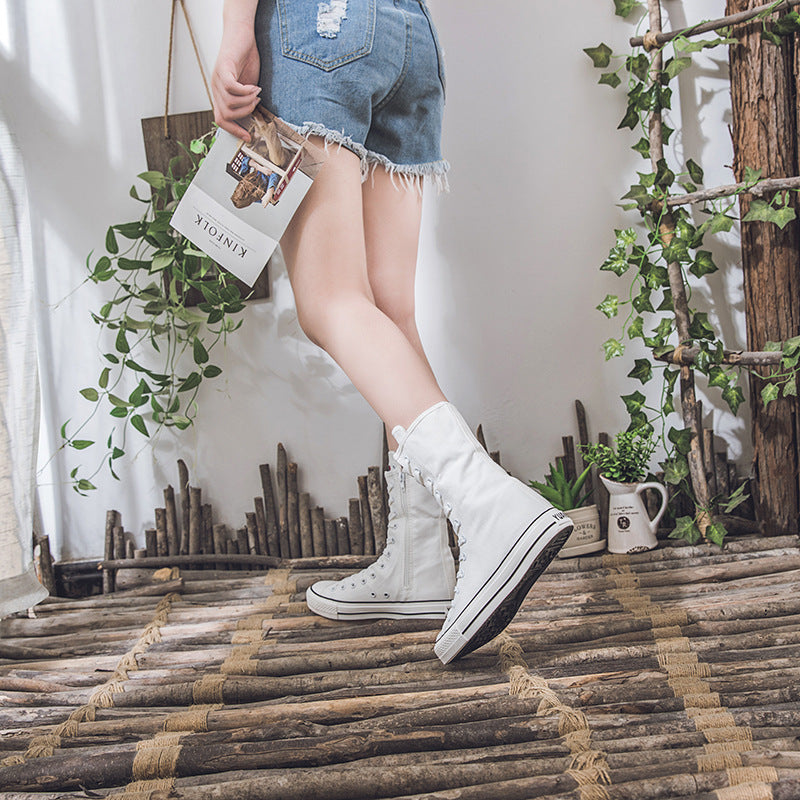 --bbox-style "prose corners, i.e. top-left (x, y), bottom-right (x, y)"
top-left (214, 115), bottom-right (252, 143)
top-left (220, 69), bottom-right (262, 97)
top-left (226, 93), bottom-right (261, 113)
